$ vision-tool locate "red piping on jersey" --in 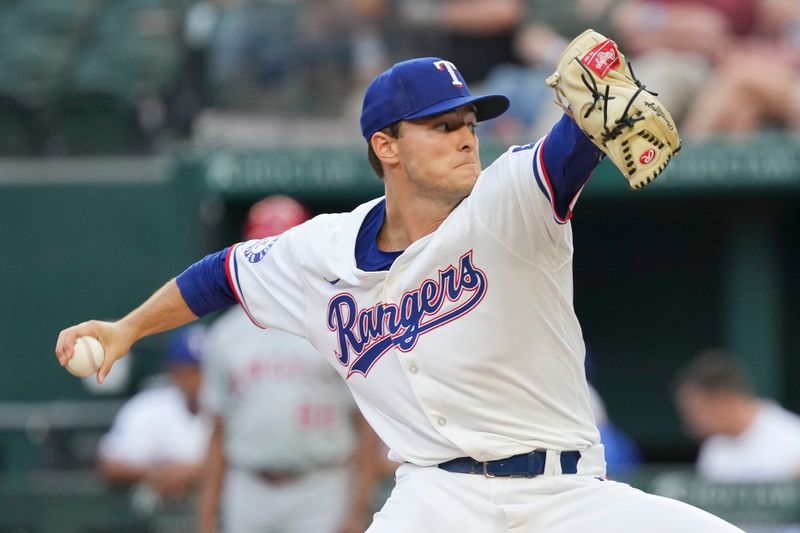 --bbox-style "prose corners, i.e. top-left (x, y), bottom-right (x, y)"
top-left (537, 136), bottom-right (593, 224)
top-left (537, 137), bottom-right (572, 224)
top-left (224, 243), bottom-right (266, 329)
top-left (224, 244), bottom-right (240, 303)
